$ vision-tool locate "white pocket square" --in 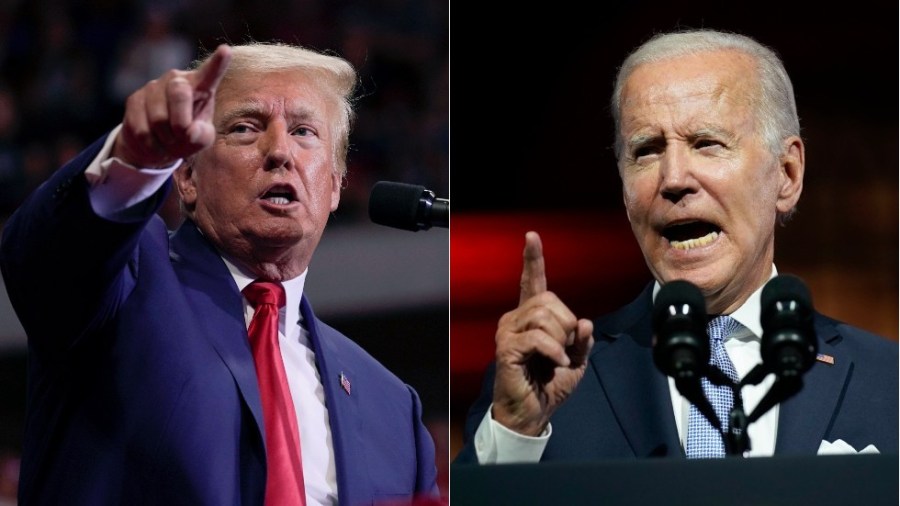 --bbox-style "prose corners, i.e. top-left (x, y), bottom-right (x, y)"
top-left (817, 439), bottom-right (879, 455)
